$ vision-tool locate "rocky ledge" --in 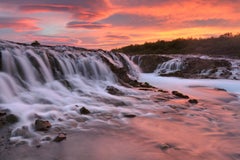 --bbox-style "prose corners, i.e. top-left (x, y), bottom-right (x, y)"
top-left (132, 55), bottom-right (240, 80)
